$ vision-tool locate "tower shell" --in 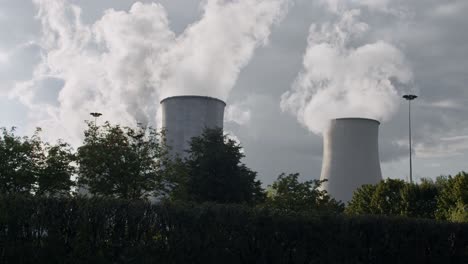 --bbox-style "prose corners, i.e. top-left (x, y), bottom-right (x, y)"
top-left (320, 118), bottom-right (382, 202)
top-left (160, 95), bottom-right (226, 158)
